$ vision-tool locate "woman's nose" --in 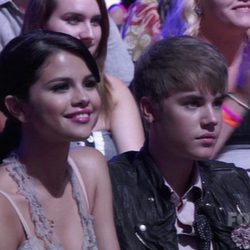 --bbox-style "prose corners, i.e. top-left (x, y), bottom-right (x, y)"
top-left (78, 22), bottom-right (94, 40)
top-left (72, 88), bottom-right (90, 107)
